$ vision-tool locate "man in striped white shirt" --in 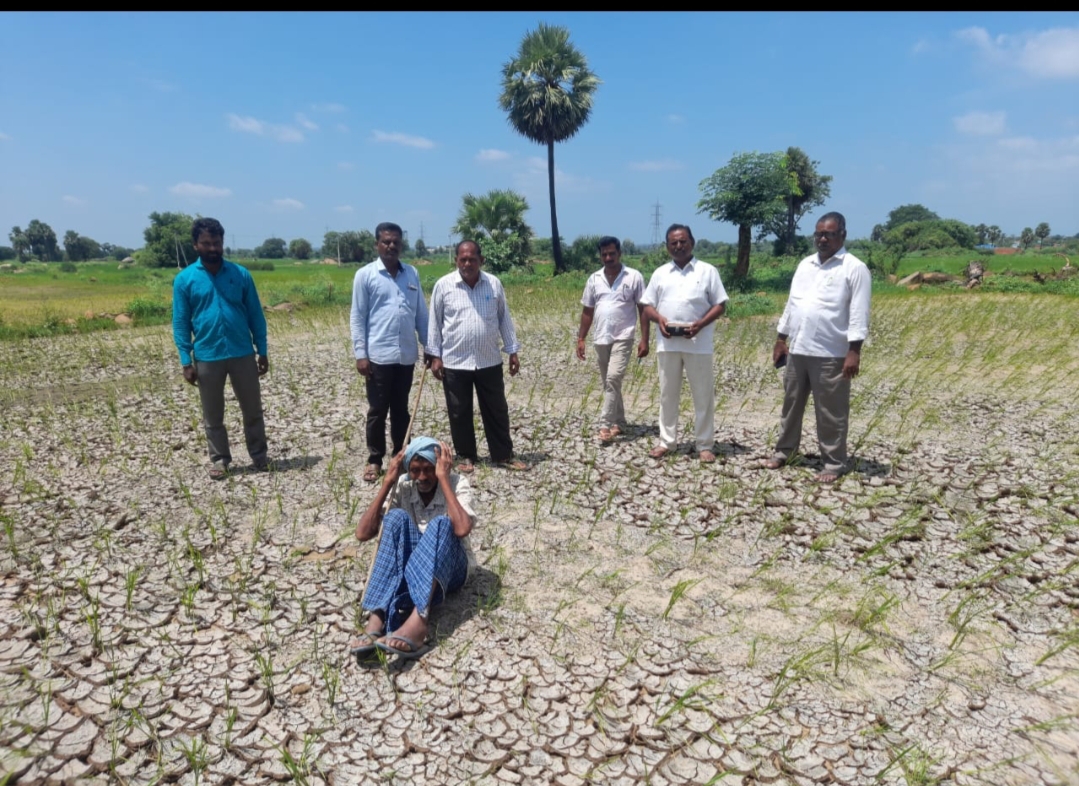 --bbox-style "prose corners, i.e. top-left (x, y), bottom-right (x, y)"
top-left (427, 240), bottom-right (526, 473)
